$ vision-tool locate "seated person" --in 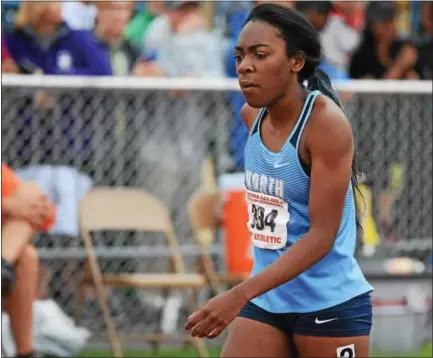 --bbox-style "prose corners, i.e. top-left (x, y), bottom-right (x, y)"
top-left (1, 39), bottom-right (18, 73)
top-left (140, 1), bottom-right (224, 77)
top-left (414, 1), bottom-right (433, 79)
top-left (3, 1), bottom-right (112, 76)
top-left (349, 1), bottom-right (418, 79)
top-left (2, 162), bottom-right (56, 358)
top-left (124, 1), bottom-right (166, 52)
top-left (94, 1), bottom-right (141, 76)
